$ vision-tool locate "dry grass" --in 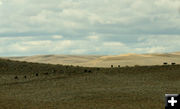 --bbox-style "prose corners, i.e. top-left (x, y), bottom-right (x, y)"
top-left (0, 59), bottom-right (180, 109)
top-left (5, 52), bottom-right (180, 67)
